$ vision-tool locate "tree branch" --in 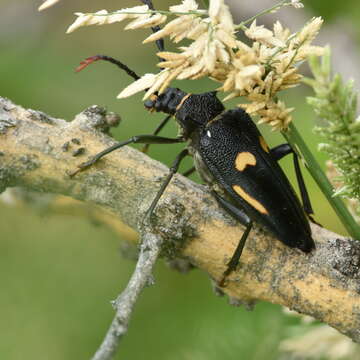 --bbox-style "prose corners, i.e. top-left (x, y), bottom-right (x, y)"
top-left (1, 97), bottom-right (360, 344)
